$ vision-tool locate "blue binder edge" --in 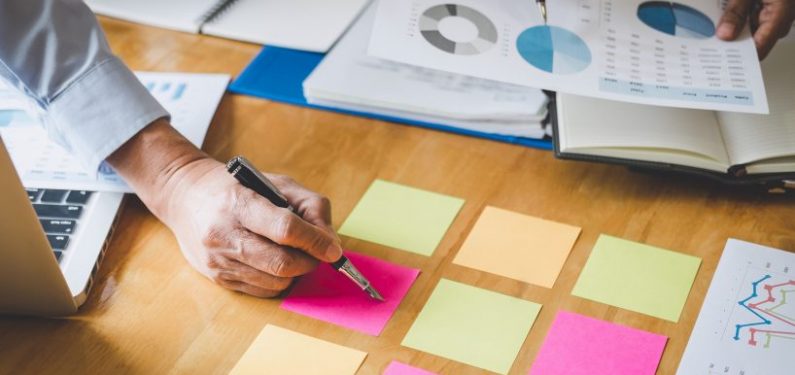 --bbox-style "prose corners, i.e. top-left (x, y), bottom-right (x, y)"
top-left (229, 46), bottom-right (552, 151)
